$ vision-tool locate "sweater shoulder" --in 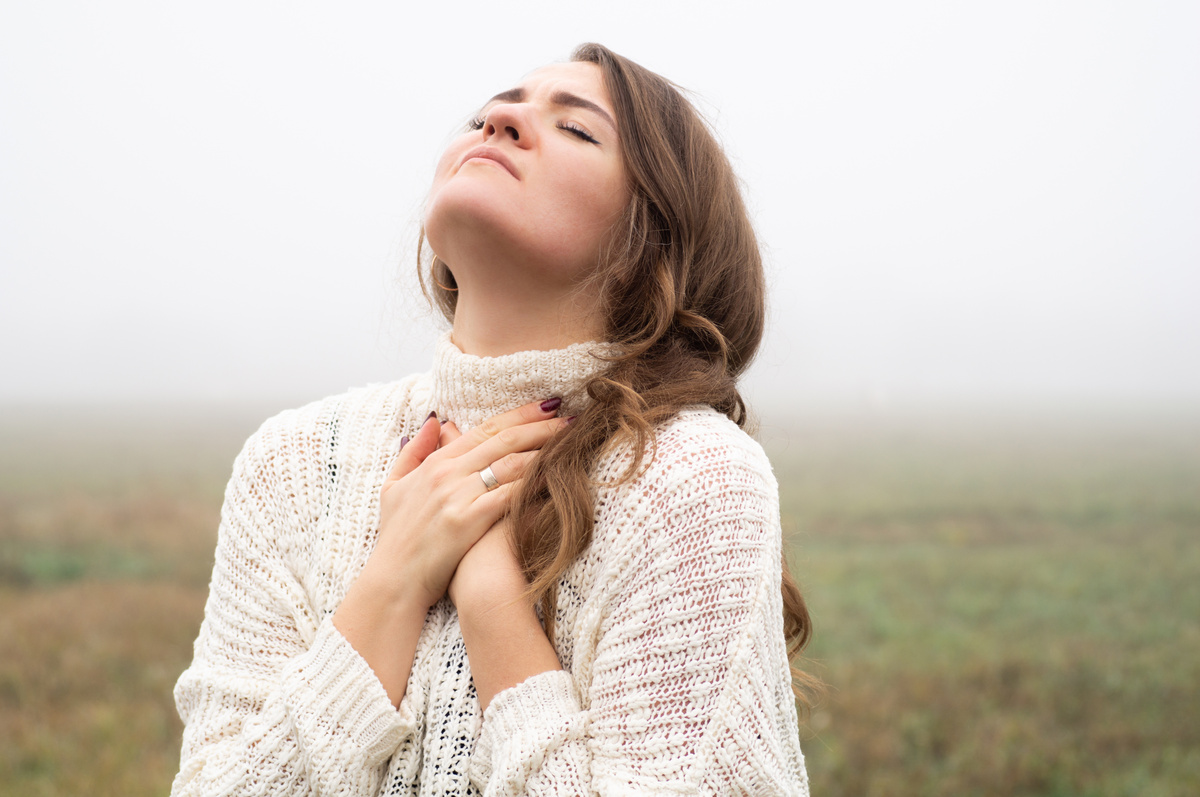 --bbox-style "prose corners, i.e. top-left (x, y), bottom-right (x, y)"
top-left (227, 378), bottom-right (424, 513)
top-left (217, 378), bottom-right (426, 573)
top-left (589, 406), bottom-right (780, 562)
top-left (661, 405), bottom-right (775, 478)
top-left (596, 405), bottom-right (777, 502)
top-left (239, 378), bottom-right (423, 464)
